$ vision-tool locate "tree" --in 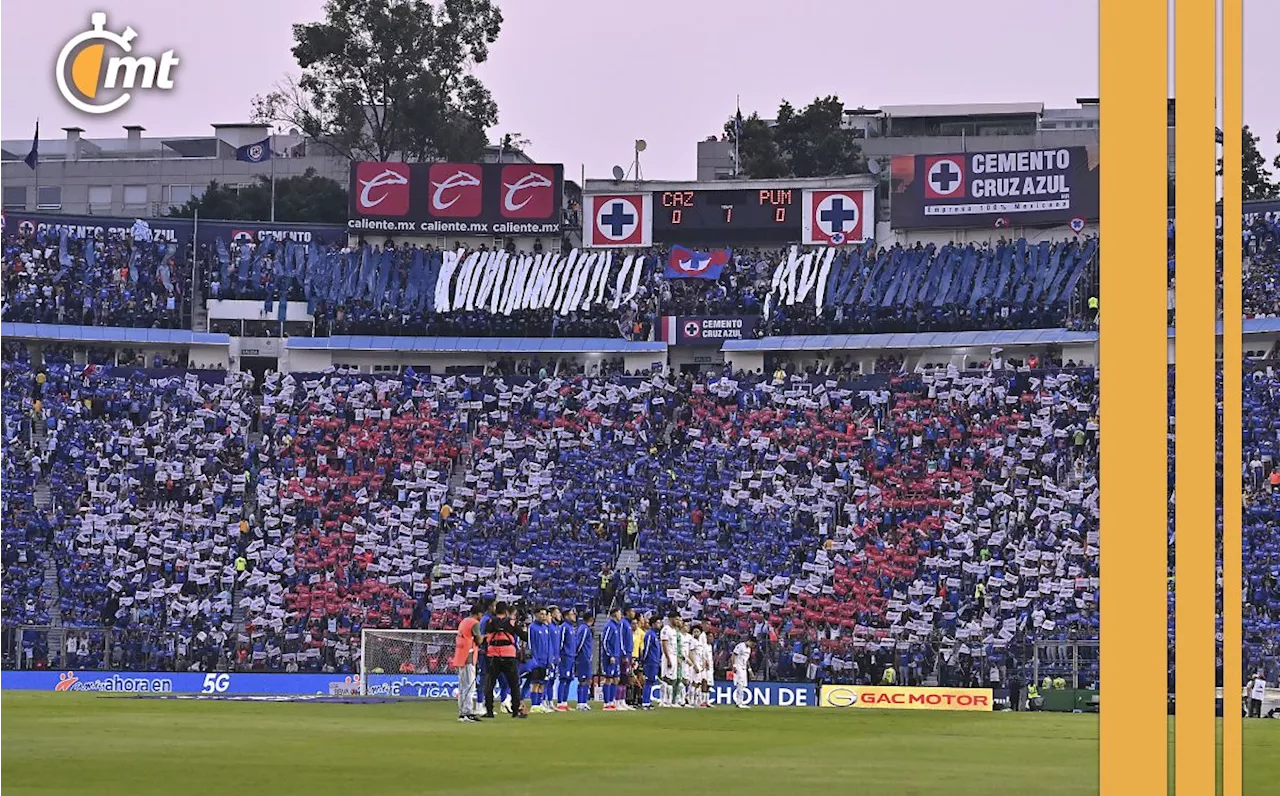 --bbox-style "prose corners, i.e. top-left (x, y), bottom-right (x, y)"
top-left (725, 96), bottom-right (867, 179)
top-left (724, 112), bottom-right (786, 179)
top-left (252, 0), bottom-right (503, 162)
top-left (1240, 125), bottom-right (1278, 201)
top-left (1218, 125), bottom-right (1278, 201)
top-left (169, 169), bottom-right (349, 223)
